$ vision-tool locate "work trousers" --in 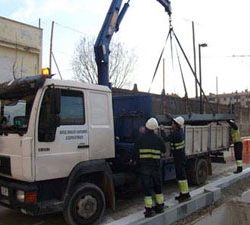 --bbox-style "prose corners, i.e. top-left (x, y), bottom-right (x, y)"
top-left (234, 142), bottom-right (243, 161)
top-left (172, 149), bottom-right (187, 180)
top-left (140, 167), bottom-right (162, 196)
